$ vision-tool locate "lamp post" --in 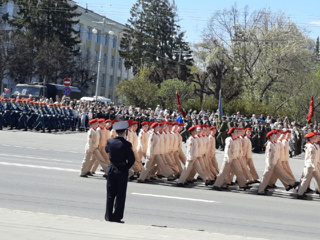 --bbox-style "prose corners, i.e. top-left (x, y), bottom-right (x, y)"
top-left (92, 19), bottom-right (114, 101)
